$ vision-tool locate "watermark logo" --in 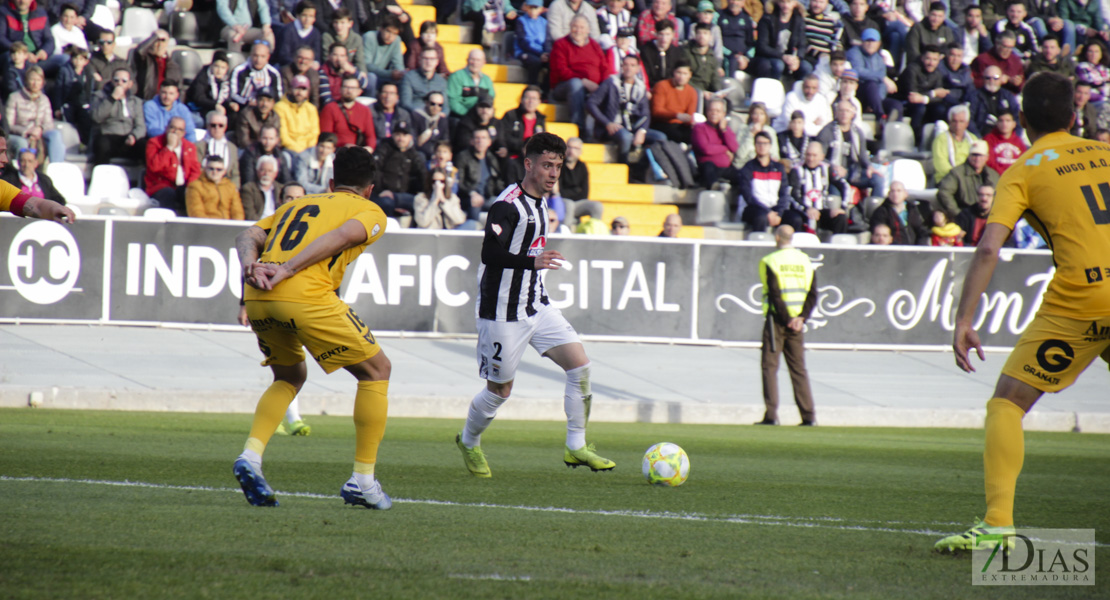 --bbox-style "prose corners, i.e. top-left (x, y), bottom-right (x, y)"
top-left (7, 221), bottom-right (81, 304)
top-left (973, 528), bottom-right (1095, 586)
